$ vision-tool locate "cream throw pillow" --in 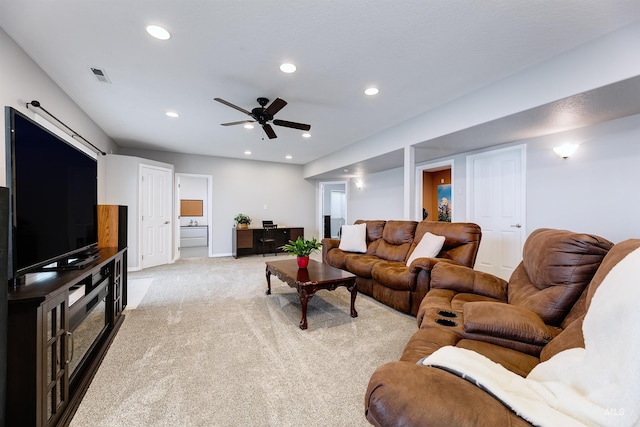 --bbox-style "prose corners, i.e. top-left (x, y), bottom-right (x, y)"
top-left (339, 223), bottom-right (367, 253)
top-left (406, 232), bottom-right (445, 266)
